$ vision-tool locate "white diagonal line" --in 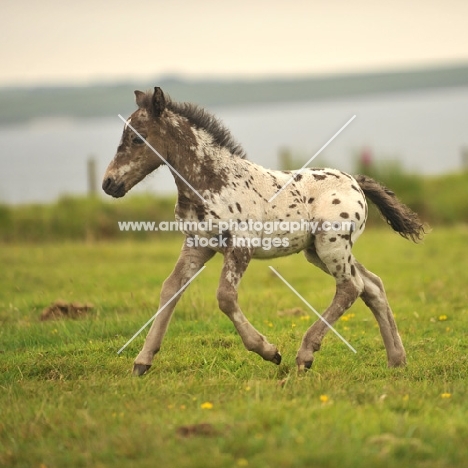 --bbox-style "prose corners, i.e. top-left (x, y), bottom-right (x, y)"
top-left (268, 266), bottom-right (357, 353)
top-left (268, 114), bottom-right (356, 203)
top-left (117, 265), bottom-right (206, 354)
top-left (117, 114), bottom-right (206, 203)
